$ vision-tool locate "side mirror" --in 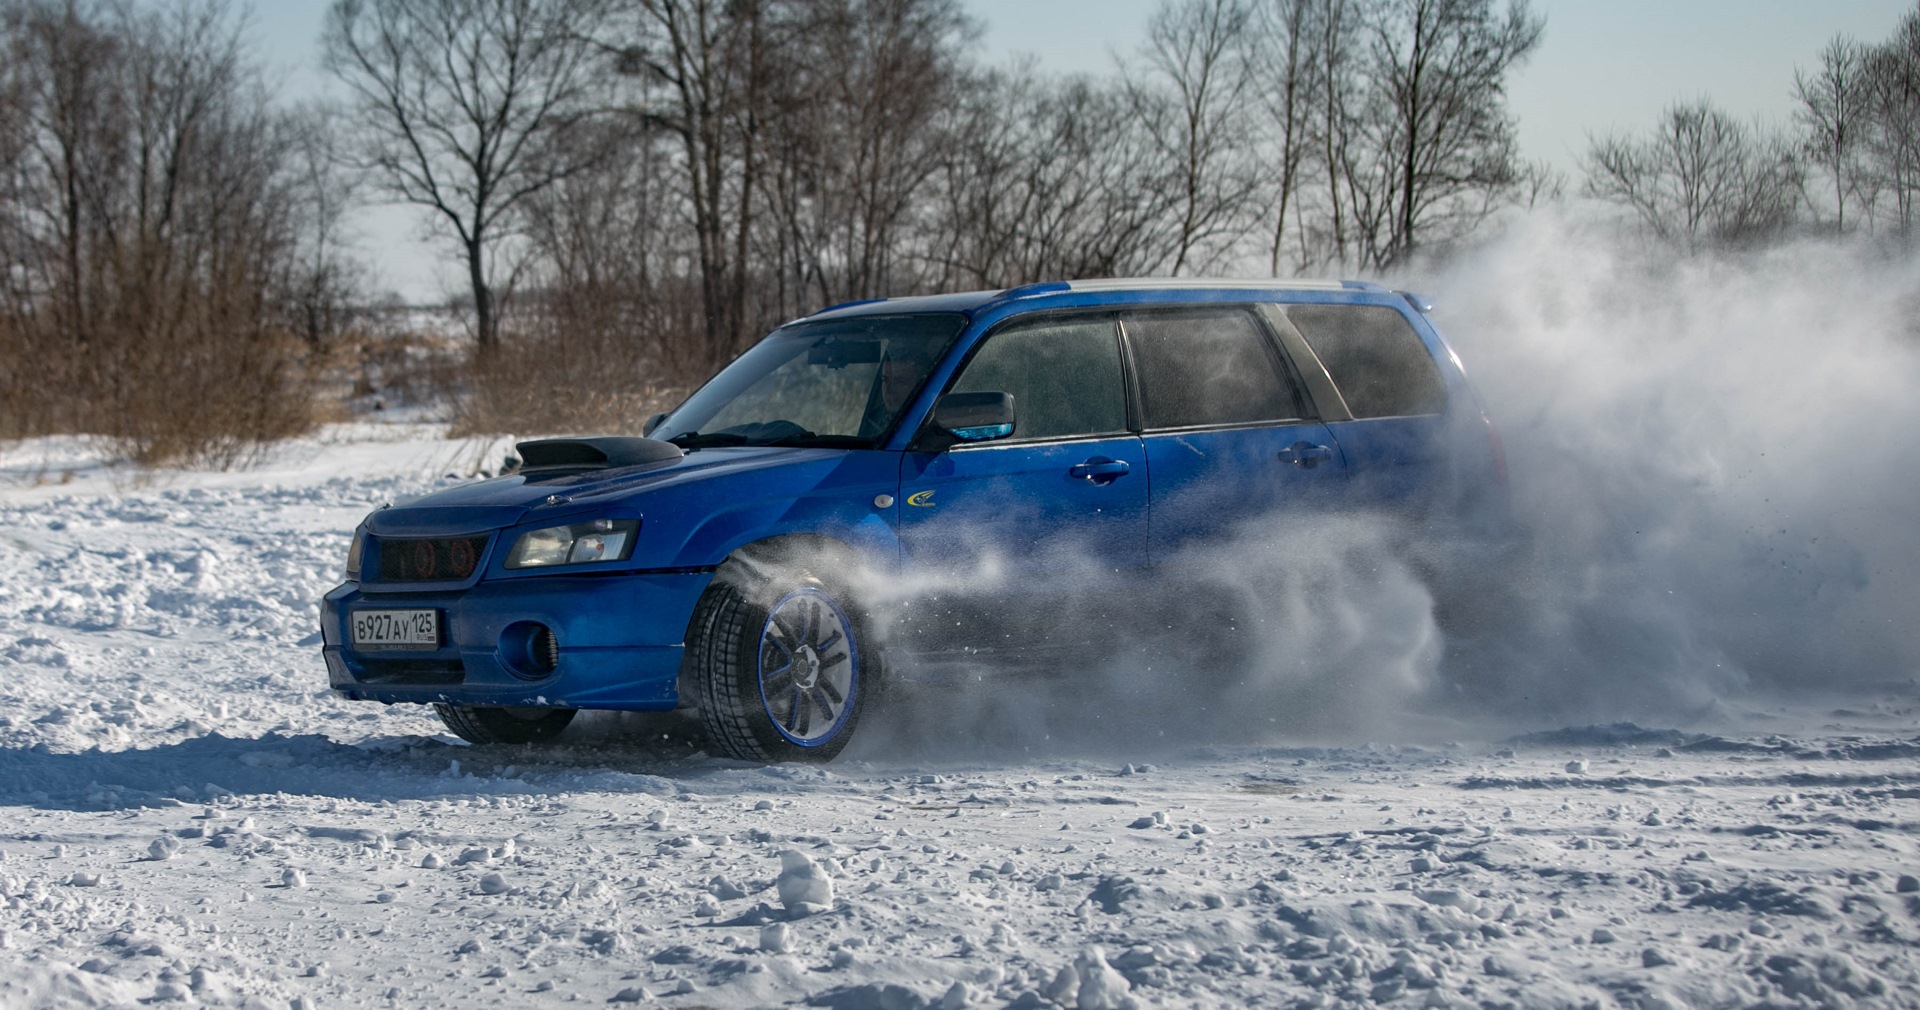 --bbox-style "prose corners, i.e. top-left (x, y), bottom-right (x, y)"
top-left (933, 391), bottom-right (1015, 443)
top-left (643, 412), bottom-right (667, 436)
